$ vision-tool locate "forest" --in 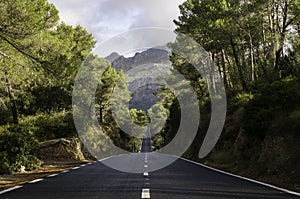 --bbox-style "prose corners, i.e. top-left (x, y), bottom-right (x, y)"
top-left (0, 0), bottom-right (299, 192)
top-left (156, 0), bottom-right (300, 191)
